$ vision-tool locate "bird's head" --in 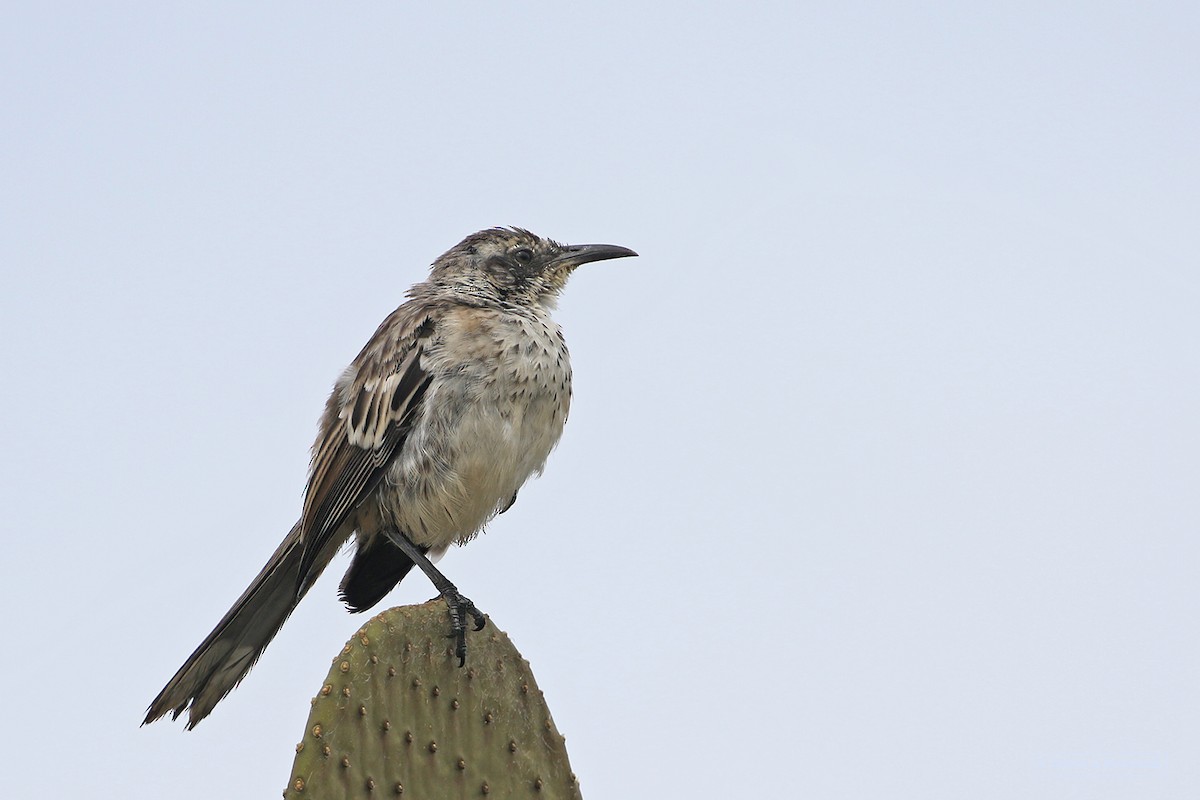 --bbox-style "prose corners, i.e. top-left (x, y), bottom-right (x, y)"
top-left (426, 227), bottom-right (637, 308)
